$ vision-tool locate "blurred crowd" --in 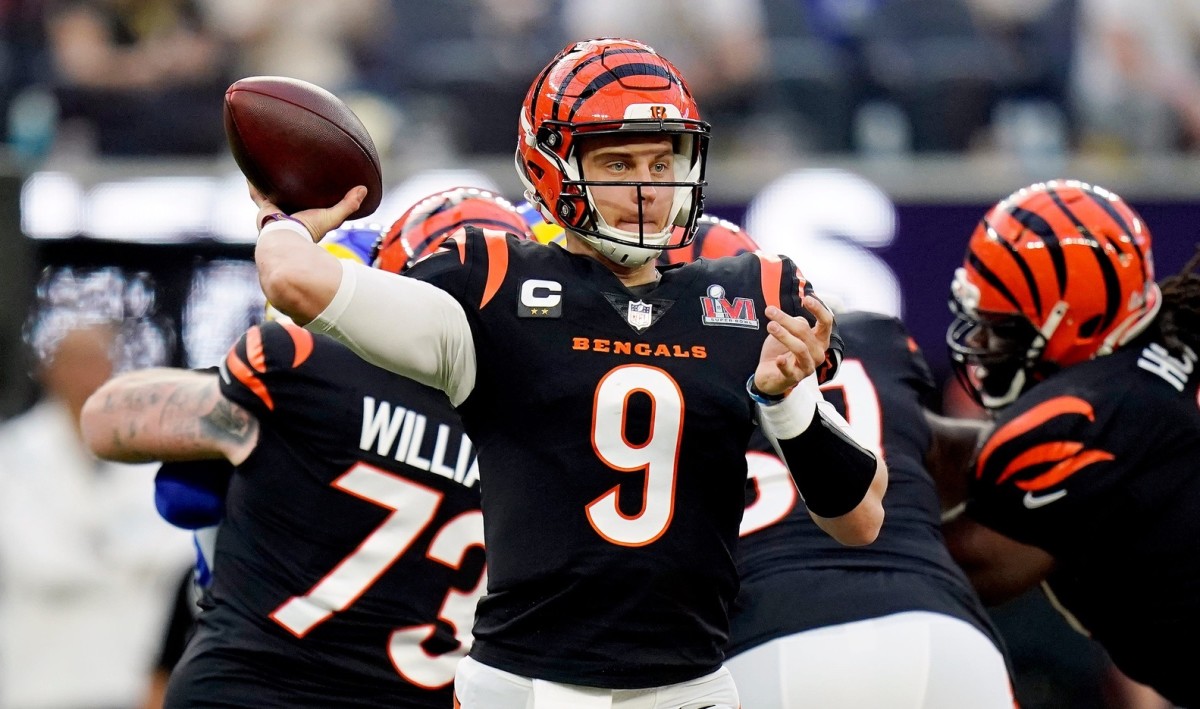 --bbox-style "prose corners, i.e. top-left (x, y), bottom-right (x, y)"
top-left (2, 0), bottom-right (1200, 165)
